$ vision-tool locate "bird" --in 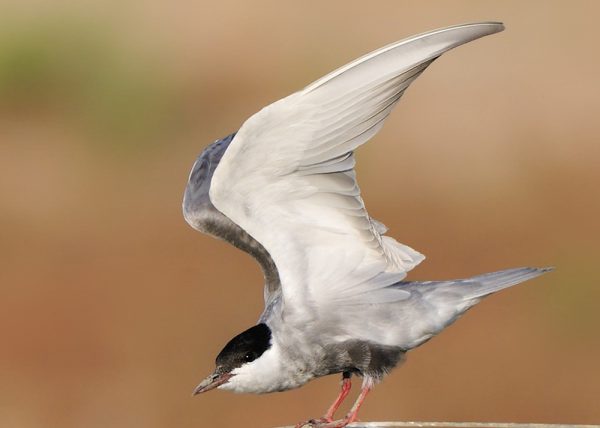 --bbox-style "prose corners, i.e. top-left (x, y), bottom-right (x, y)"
top-left (182, 22), bottom-right (552, 428)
